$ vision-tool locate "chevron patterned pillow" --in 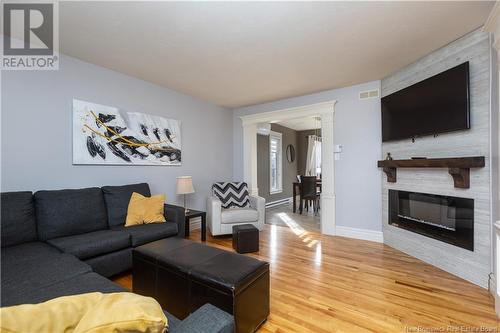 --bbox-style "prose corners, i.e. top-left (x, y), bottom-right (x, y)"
top-left (212, 182), bottom-right (251, 209)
